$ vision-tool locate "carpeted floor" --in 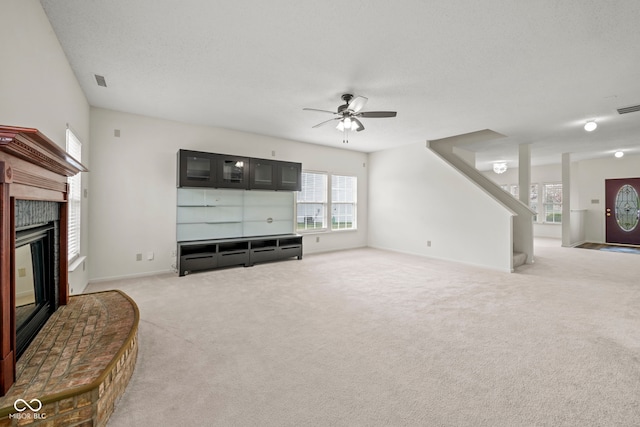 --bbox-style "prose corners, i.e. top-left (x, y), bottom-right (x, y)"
top-left (86, 238), bottom-right (640, 427)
